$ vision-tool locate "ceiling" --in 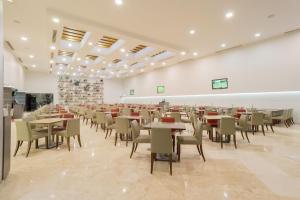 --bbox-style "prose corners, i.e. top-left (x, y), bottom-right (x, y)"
top-left (3, 0), bottom-right (300, 79)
